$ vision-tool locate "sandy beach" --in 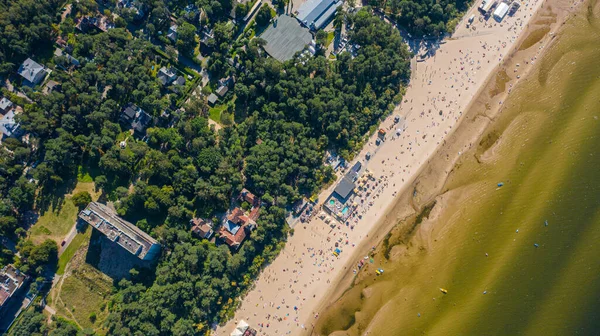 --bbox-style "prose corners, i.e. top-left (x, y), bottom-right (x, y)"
top-left (215, 0), bottom-right (554, 334)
